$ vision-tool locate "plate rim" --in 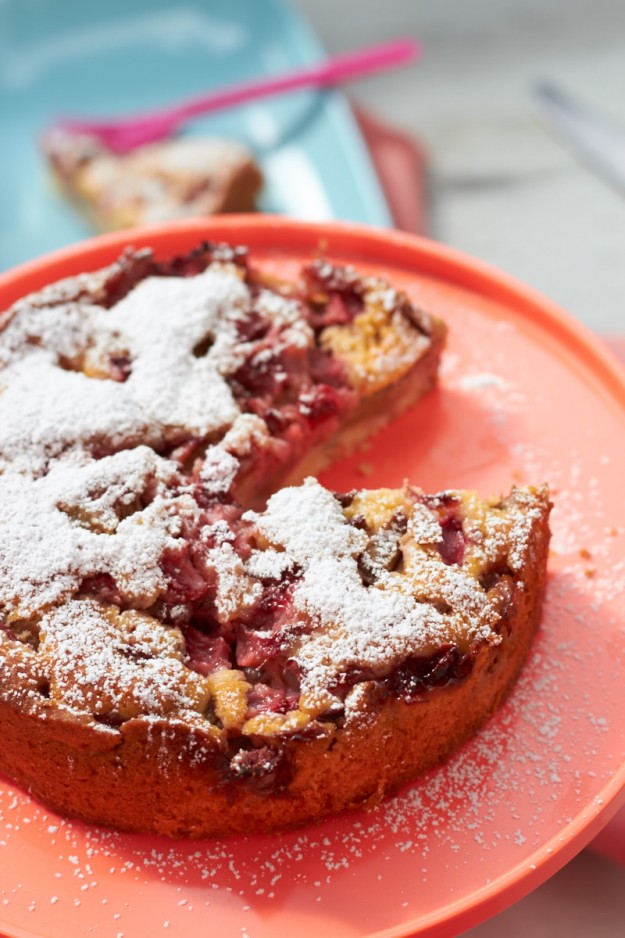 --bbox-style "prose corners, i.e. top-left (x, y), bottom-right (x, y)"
top-left (1, 215), bottom-right (625, 938)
